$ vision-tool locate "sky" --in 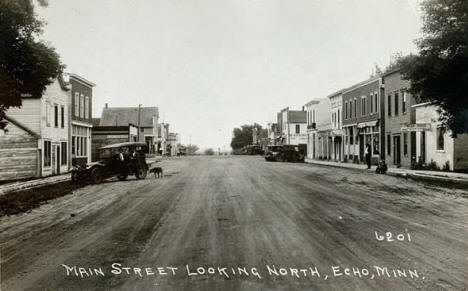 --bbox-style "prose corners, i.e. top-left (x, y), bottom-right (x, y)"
top-left (36, 0), bottom-right (423, 151)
